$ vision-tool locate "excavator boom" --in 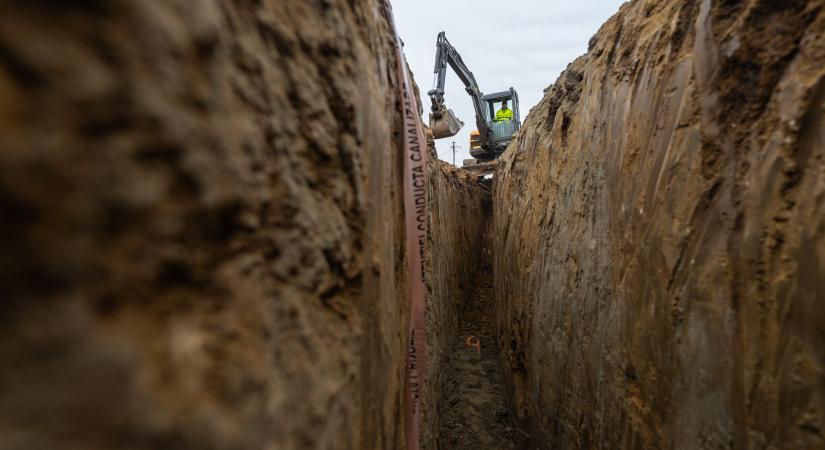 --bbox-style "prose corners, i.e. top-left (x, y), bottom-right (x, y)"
top-left (426, 32), bottom-right (521, 161)
top-left (427, 32), bottom-right (488, 142)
